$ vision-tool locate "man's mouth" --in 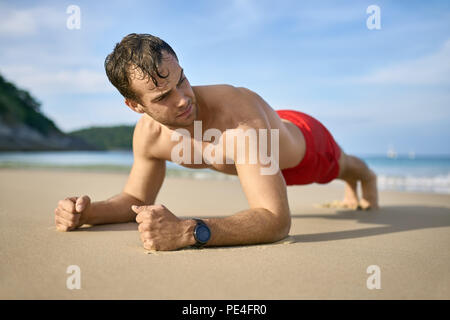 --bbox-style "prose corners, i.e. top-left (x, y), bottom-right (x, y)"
top-left (177, 103), bottom-right (192, 118)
